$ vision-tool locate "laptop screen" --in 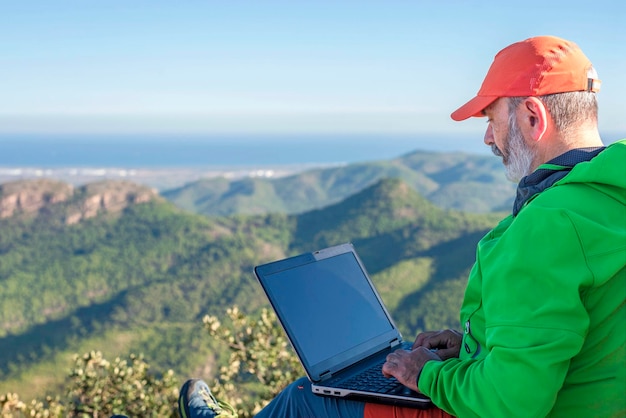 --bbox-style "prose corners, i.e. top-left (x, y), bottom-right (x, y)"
top-left (259, 250), bottom-right (395, 368)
